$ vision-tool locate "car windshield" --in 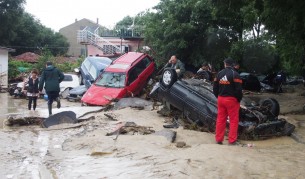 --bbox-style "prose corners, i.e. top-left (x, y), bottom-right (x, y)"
top-left (63, 75), bottom-right (73, 81)
top-left (95, 72), bottom-right (126, 88)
